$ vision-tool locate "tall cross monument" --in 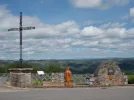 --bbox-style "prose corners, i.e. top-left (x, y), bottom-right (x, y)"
top-left (8, 12), bottom-right (35, 68)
